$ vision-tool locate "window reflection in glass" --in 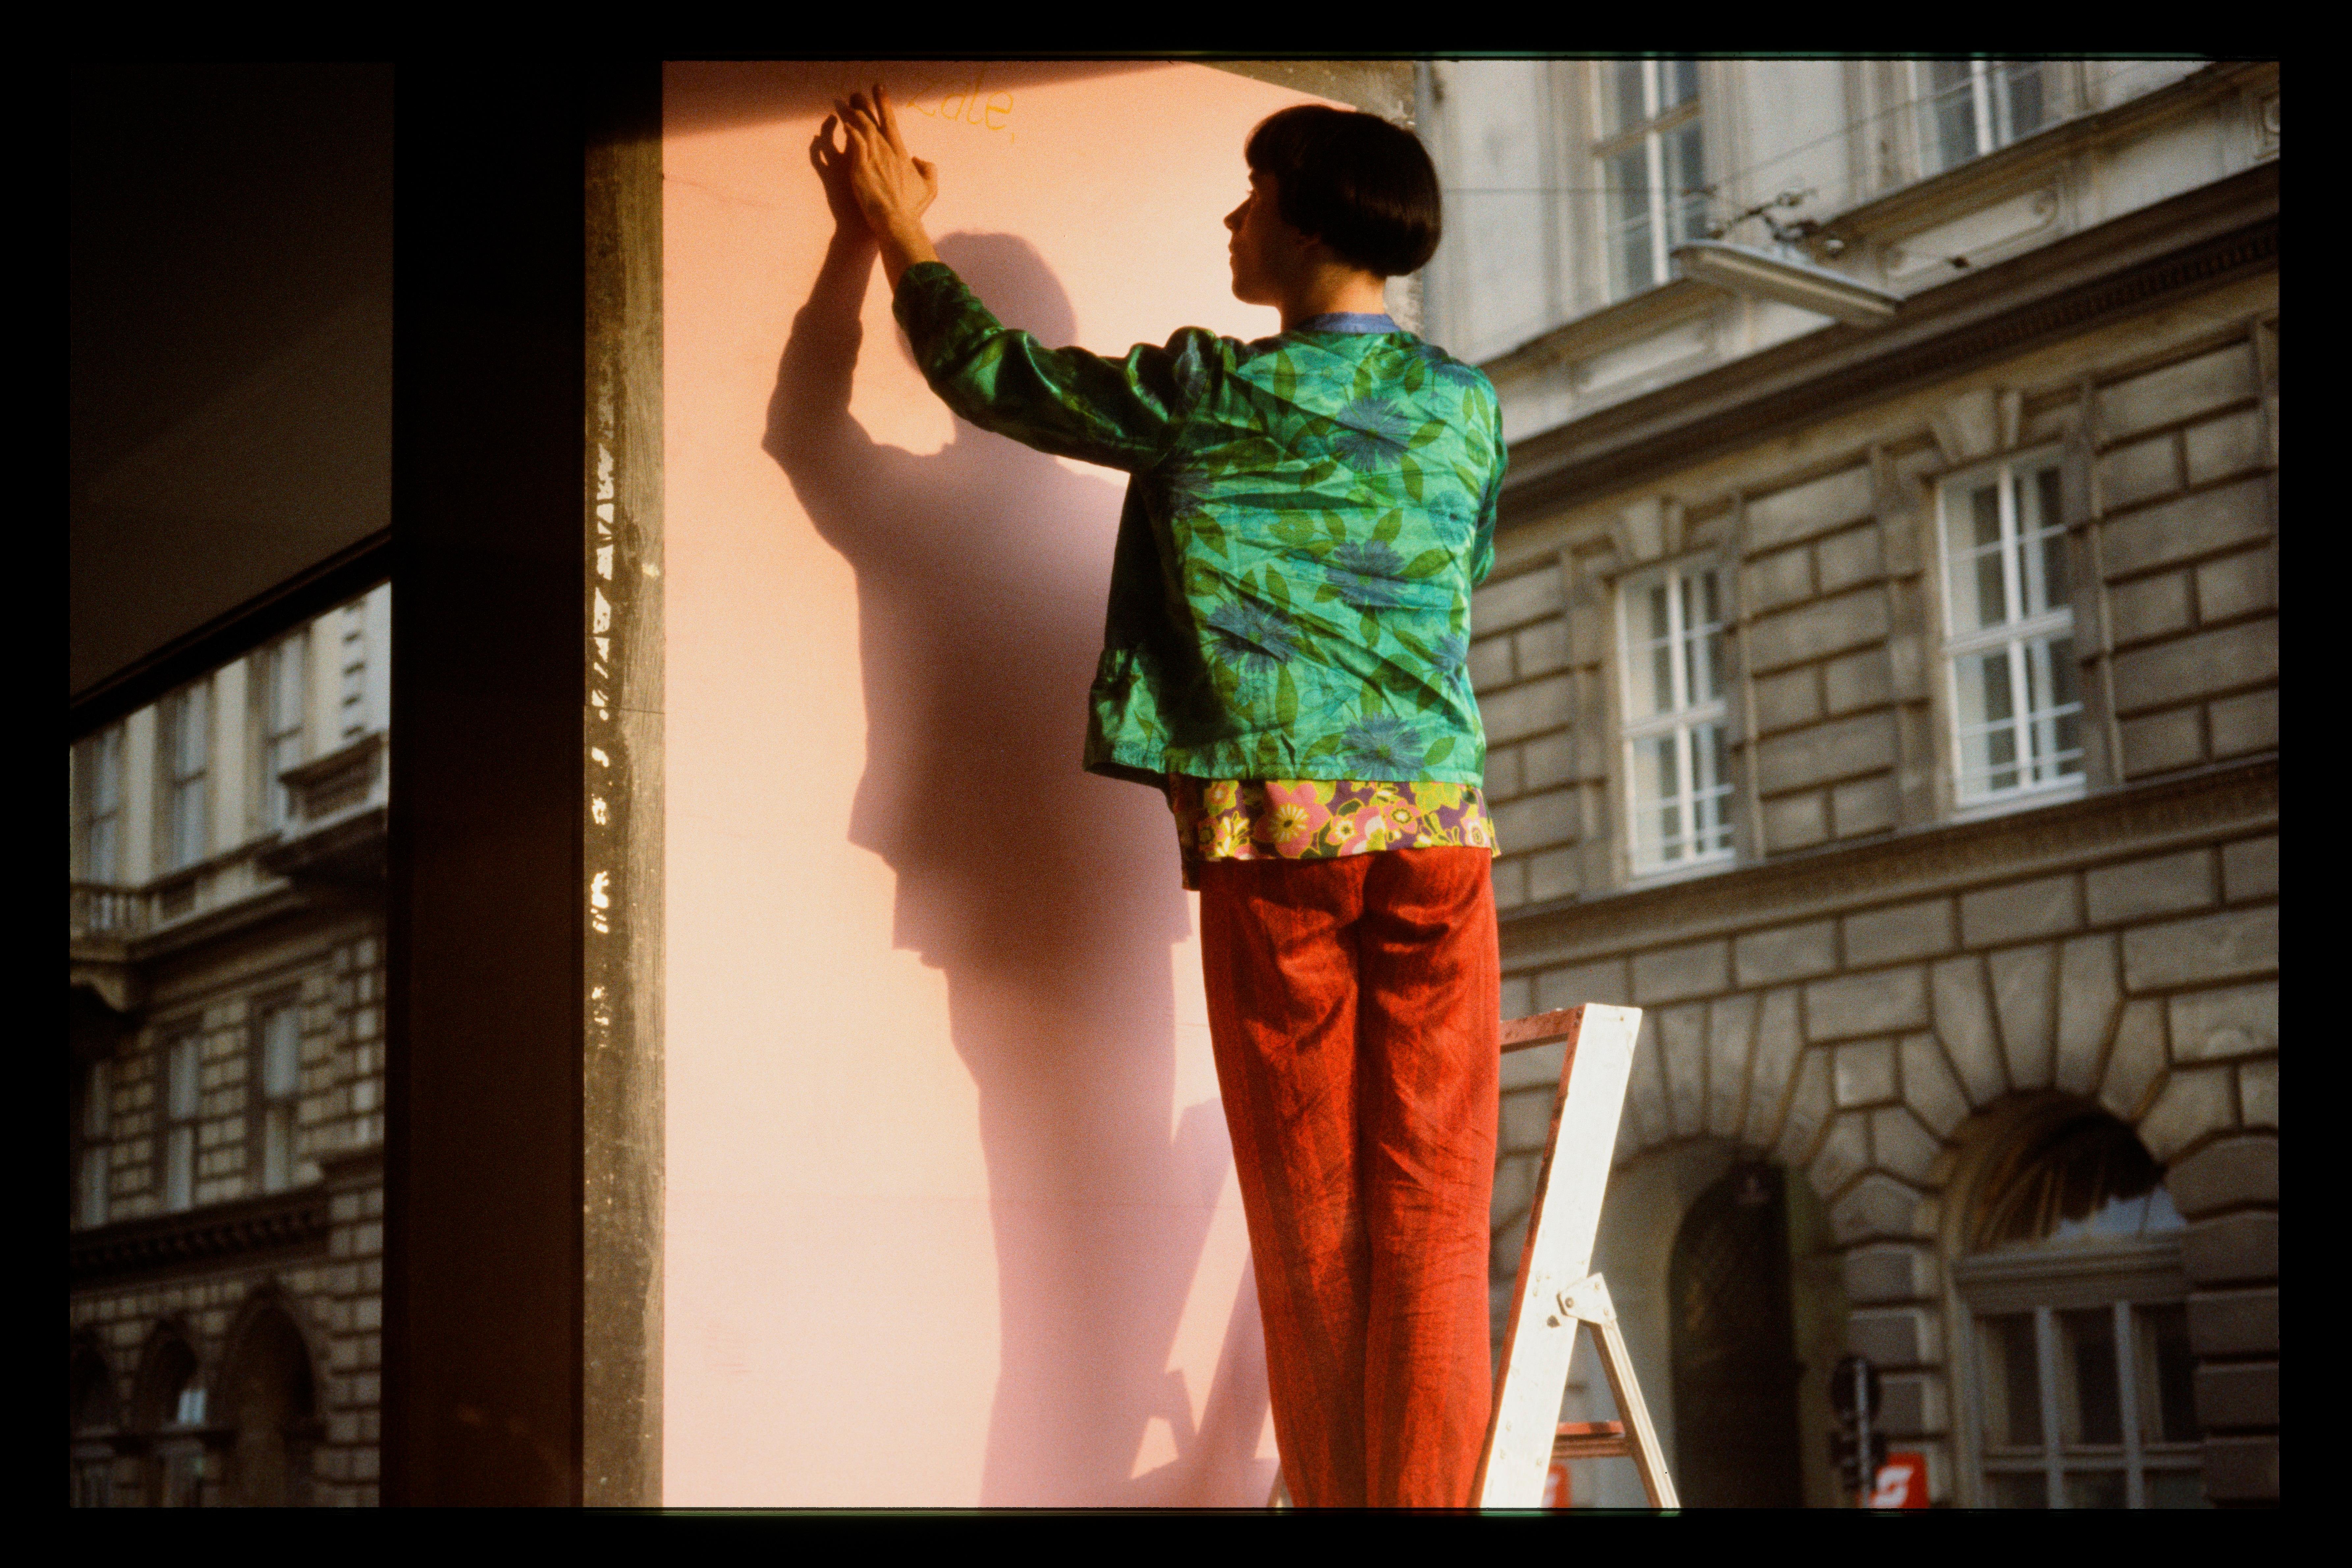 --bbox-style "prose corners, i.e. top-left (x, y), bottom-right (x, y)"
top-left (2057, 1307), bottom-right (2122, 1445)
top-left (1979, 1312), bottom-right (2043, 1449)
top-left (1594, 59), bottom-right (1706, 298)
top-left (1604, 60), bottom-right (1646, 137)
top-left (1950, 481), bottom-right (2007, 632)
top-left (1919, 60), bottom-right (2052, 174)
top-left (1605, 146), bottom-right (1653, 300)
top-left (1973, 1116), bottom-right (2184, 1252)
top-left (2135, 1303), bottom-right (2200, 1446)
